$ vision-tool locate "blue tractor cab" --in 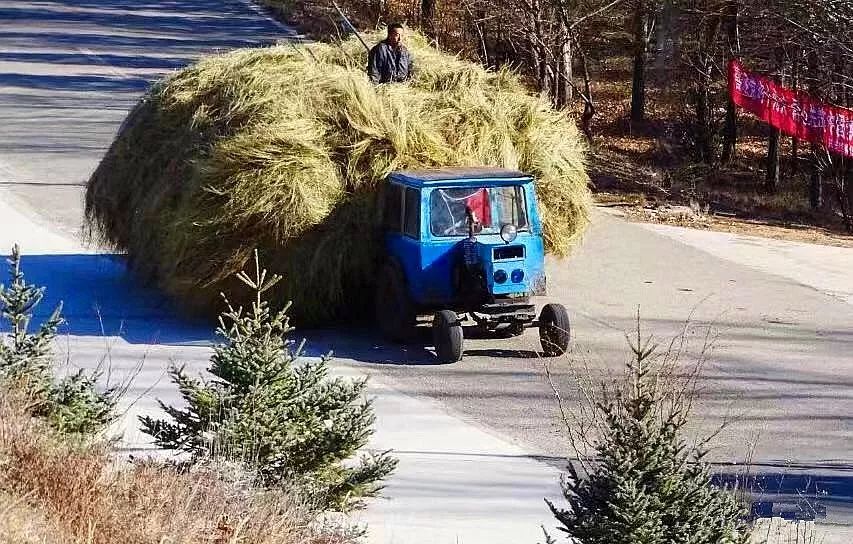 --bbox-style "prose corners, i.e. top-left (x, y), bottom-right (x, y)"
top-left (375, 167), bottom-right (571, 363)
